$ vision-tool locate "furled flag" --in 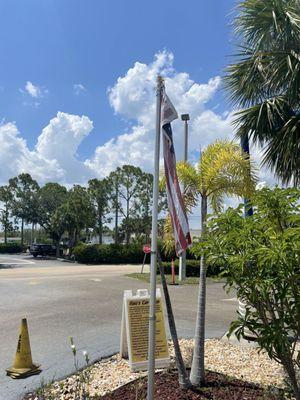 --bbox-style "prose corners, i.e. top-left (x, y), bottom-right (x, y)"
top-left (161, 89), bottom-right (192, 255)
